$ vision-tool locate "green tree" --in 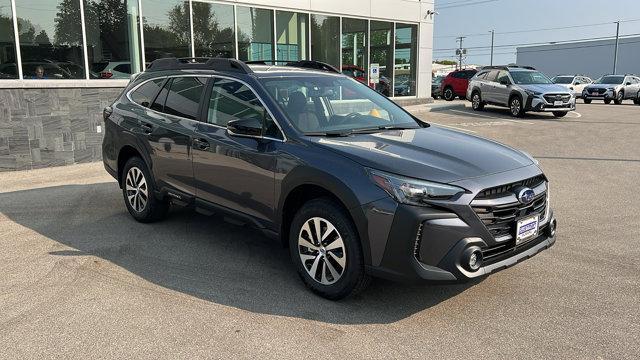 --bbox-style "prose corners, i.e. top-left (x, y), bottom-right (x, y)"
top-left (34, 30), bottom-right (51, 45)
top-left (54, 0), bottom-right (83, 45)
